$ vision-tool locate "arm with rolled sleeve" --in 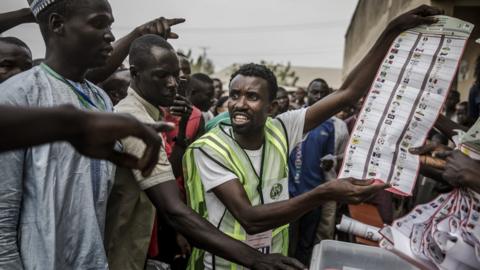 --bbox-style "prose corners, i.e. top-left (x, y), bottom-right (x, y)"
top-left (121, 135), bottom-right (175, 189)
